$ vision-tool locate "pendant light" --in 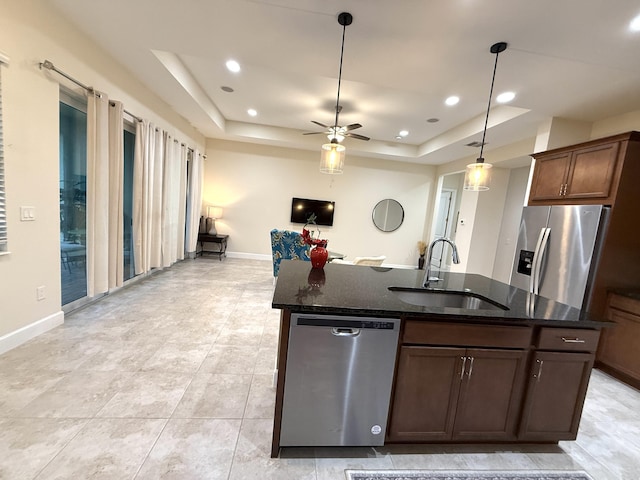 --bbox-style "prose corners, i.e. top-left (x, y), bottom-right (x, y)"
top-left (464, 42), bottom-right (508, 191)
top-left (319, 12), bottom-right (352, 175)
